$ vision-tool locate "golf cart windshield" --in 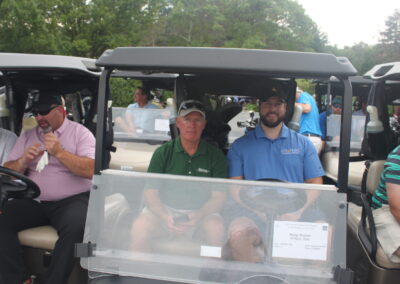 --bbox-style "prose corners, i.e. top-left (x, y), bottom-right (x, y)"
top-left (82, 171), bottom-right (346, 284)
